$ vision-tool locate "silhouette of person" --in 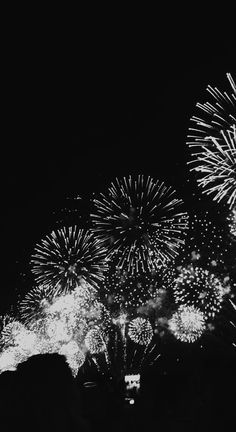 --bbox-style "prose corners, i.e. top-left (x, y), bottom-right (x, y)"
top-left (9, 353), bottom-right (91, 432)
